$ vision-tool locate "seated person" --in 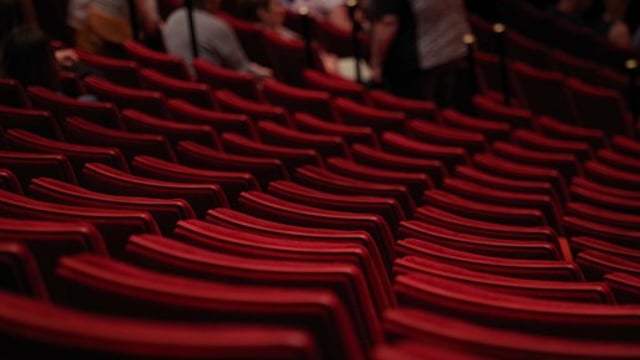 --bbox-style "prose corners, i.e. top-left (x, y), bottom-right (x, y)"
top-left (163, 0), bottom-right (272, 78)
top-left (288, 0), bottom-right (353, 32)
top-left (236, 0), bottom-right (297, 40)
top-left (73, 0), bottom-right (164, 56)
top-left (1, 25), bottom-right (96, 99)
top-left (594, 0), bottom-right (632, 49)
top-left (235, 0), bottom-right (370, 81)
